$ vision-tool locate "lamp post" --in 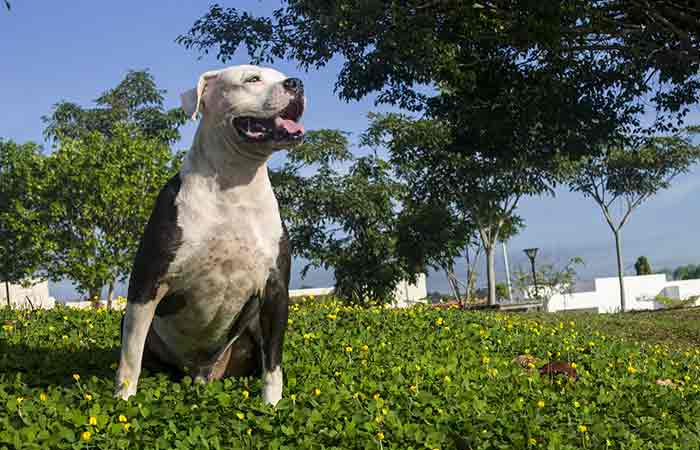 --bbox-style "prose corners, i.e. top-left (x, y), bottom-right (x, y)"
top-left (523, 248), bottom-right (539, 300)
